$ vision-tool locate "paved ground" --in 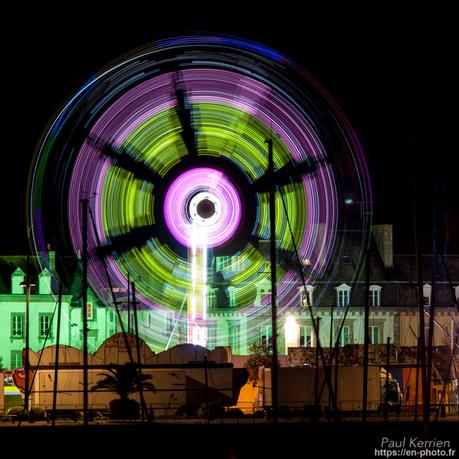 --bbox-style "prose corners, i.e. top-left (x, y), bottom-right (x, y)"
top-left (0, 420), bottom-right (458, 458)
